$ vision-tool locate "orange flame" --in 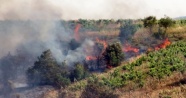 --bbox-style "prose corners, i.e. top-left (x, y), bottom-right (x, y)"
top-left (106, 65), bottom-right (113, 69)
top-left (74, 24), bottom-right (81, 41)
top-left (95, 37), bottom-right (107, 50)
top-left (123, 43), bottom-right (139, 53)
top-left (155, 38), bottom-right (171, 50)
top-left (86, 38), bottom-right (108, 61)
top-left (86, 56), bottom-right (97, 61)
